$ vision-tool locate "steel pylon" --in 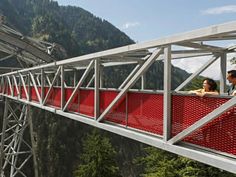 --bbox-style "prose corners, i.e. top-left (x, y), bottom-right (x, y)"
top-left (0, 98), bottom-right (38, 177)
